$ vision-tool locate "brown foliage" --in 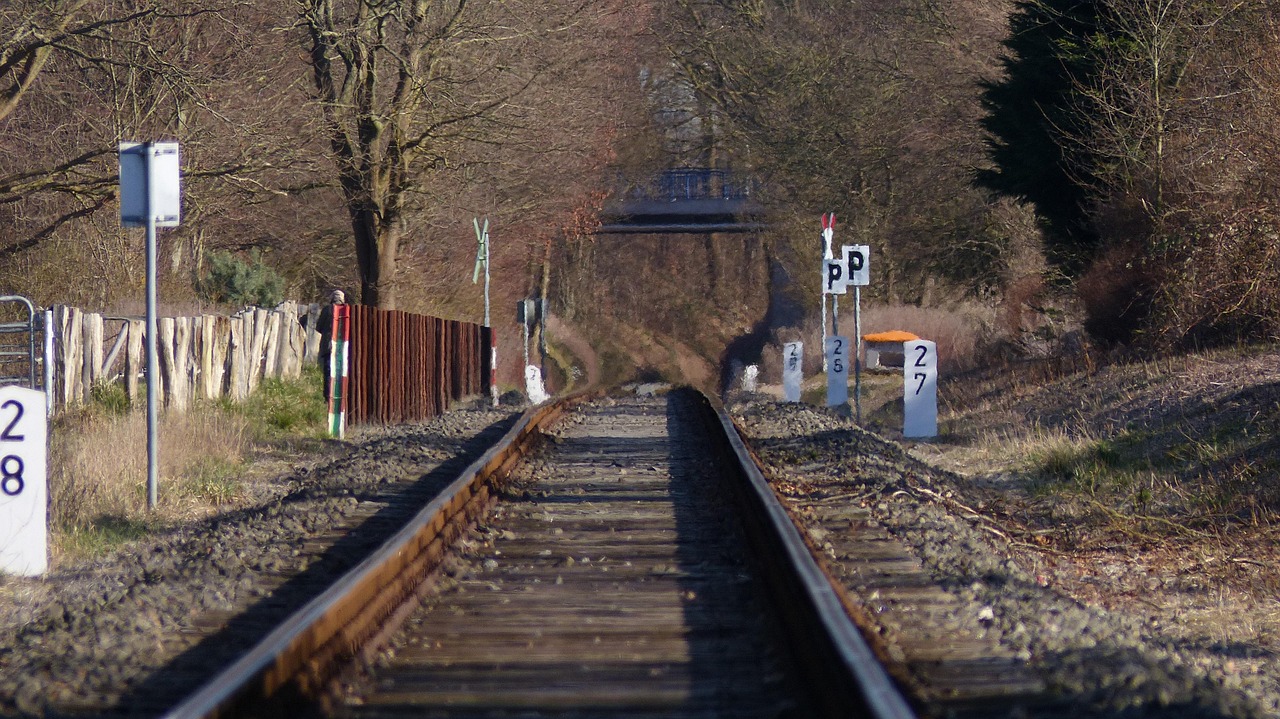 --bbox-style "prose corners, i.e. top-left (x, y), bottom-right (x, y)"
top-left (1077, 0), bottom-right (1280, 347)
